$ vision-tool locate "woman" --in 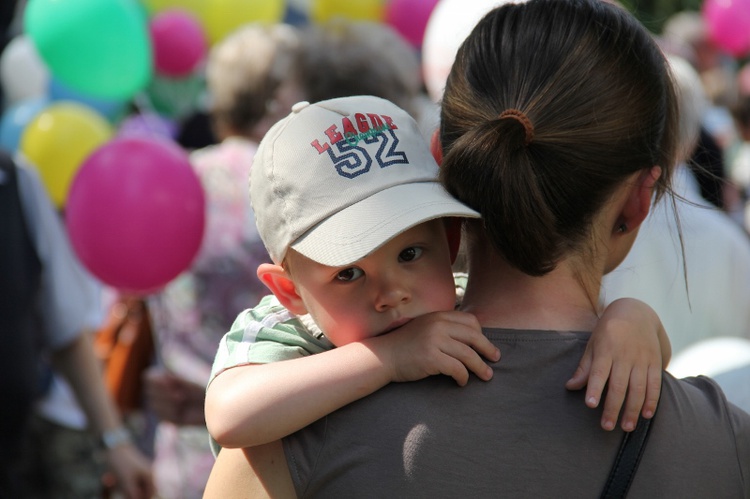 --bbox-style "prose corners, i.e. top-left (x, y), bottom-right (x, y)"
top-left (205, 1), bottom-right (750, 496)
